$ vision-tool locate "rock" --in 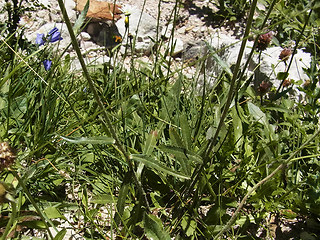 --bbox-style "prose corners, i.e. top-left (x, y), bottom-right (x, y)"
top-left (161, 23), bottom-right (174, 39)
top-left (79, 32), bottom-right (91, 41)
top-left (254, 47), bottom-right (311, 88)
top-left (170, 38), bottom-right (184, 57)
top-left (27, 22), bottom-right (71, 50)
top-left (116, 4), bottom-right (160, 55)
top-left (182, 41), bottom-right (208, 62)
top-left (177, 26), bottom-right (186, 34)
top-left (84, 21), bottom-right (122, 49)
